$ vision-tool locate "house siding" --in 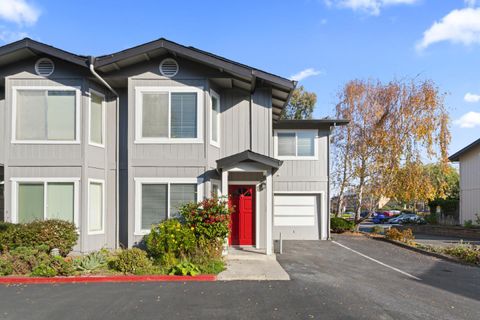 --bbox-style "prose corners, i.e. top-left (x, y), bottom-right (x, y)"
top-left (272, 128), bottom-right (330, 240)
top-left (1, 58), bottom-right (117, 252)
top-left (458, 144), bottom-right (480, 224)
